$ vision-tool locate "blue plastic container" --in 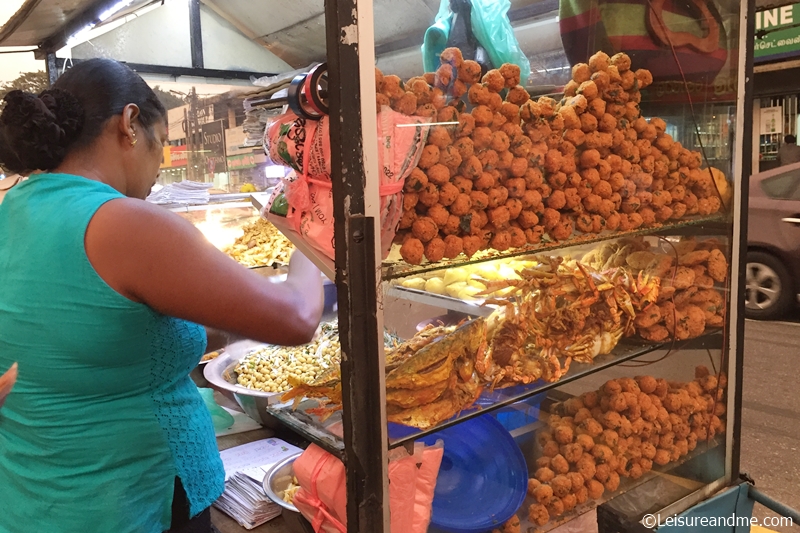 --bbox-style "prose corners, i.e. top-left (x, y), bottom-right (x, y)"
top-left (419, 415), bottom-right (528, 533)
top-left (474, 385), bottom-right (547, 432)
